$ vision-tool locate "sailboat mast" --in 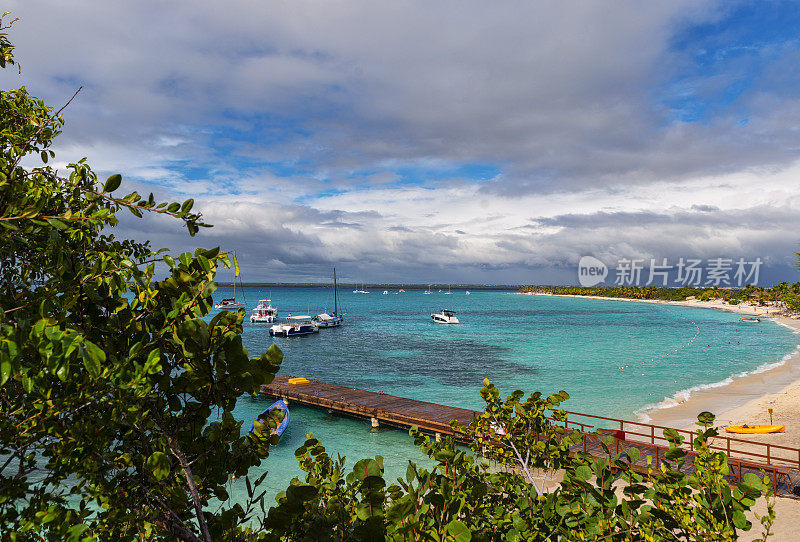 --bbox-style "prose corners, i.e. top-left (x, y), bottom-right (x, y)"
top-left (333, 268), bottom-right (338, 315)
